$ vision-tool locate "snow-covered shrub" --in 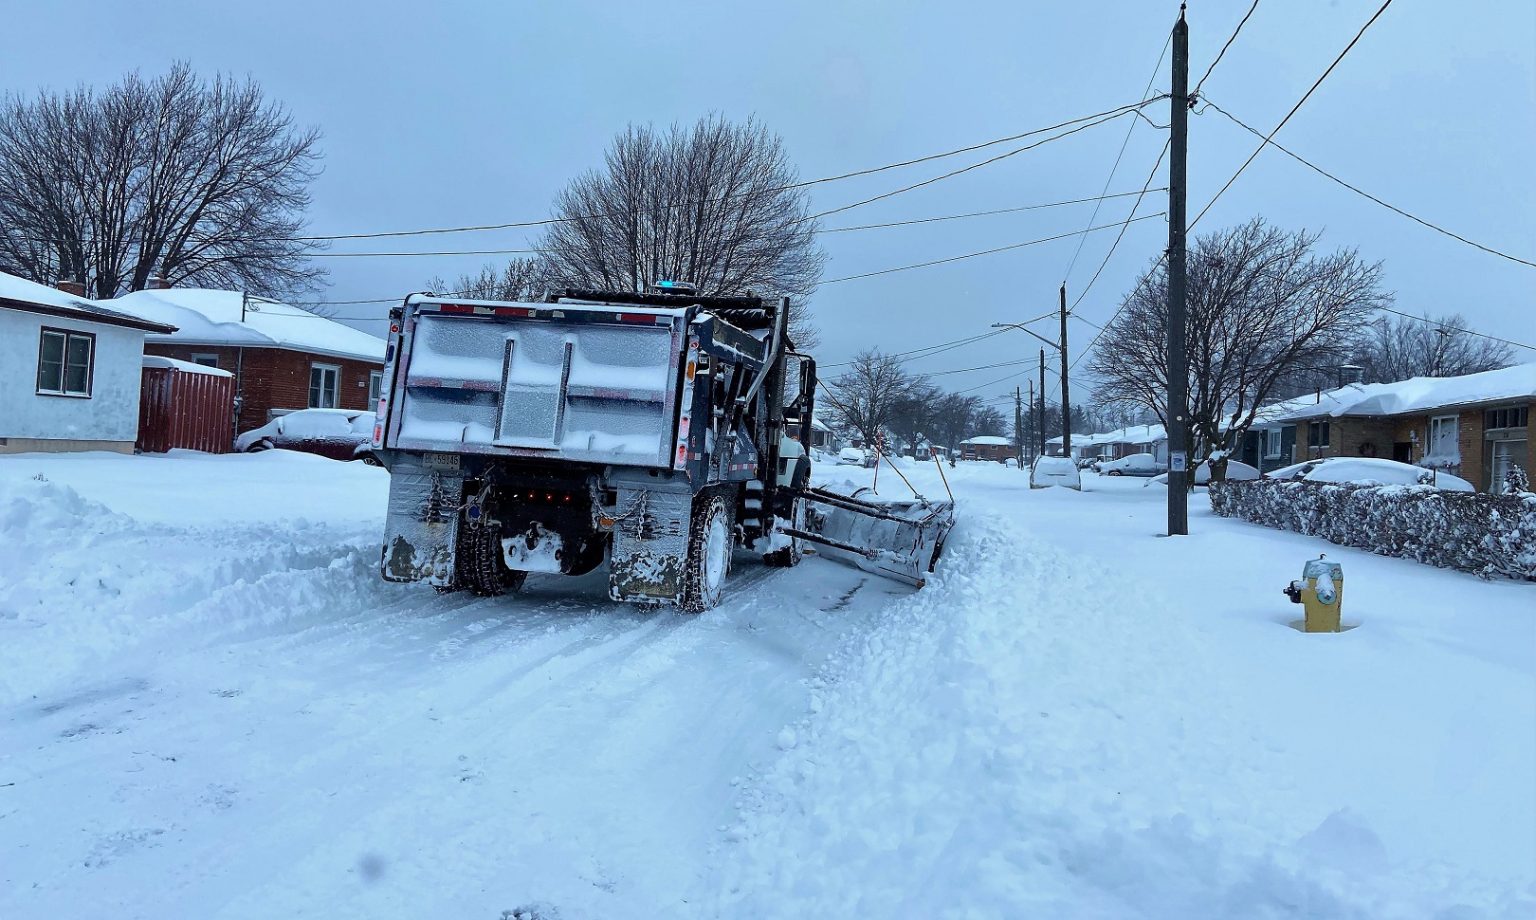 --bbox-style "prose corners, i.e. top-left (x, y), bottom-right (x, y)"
top-left (1209, 479), bottom-right (1536, 581)
top-left (1505, 464), bottom-right (1531, 496)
